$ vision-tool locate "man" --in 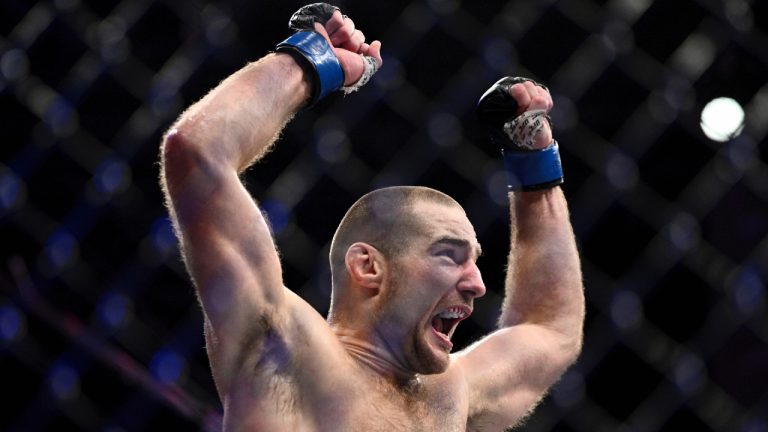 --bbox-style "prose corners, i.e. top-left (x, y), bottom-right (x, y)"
top-left (160, 4), bottom-right (584, 431)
